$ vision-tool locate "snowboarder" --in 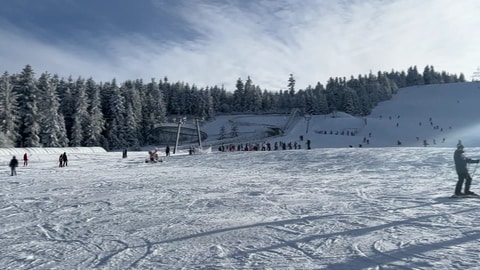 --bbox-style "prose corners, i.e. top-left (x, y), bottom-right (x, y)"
top-left (9, 156), bottom-right (18, 176)
top-left (454, 141), bottom-right (479, 195)
top-left (23, 153), bottom-right (29, 166)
